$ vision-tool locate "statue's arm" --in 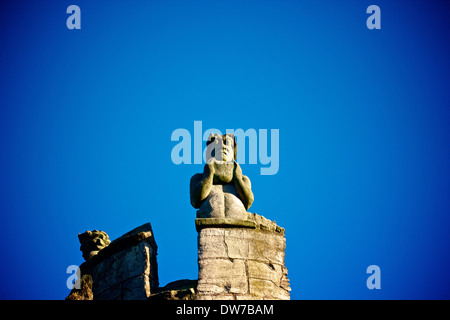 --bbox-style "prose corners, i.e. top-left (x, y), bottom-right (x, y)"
top-left (233, 162), bottom-right (254, 210)
top-left (190, 162), bottom-right (215, 209)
